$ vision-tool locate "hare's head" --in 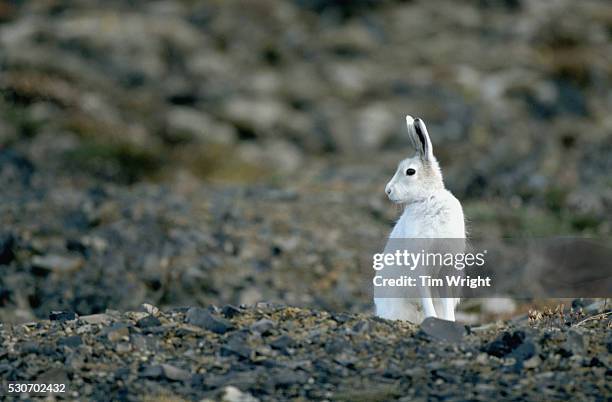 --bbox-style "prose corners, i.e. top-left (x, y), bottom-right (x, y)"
top-left (385, 116), bottom-right (444, 204)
